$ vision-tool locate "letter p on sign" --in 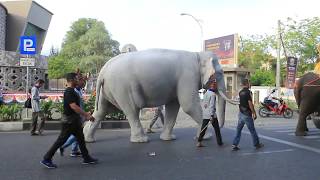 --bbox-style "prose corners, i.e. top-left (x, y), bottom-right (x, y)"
top-left (20, 36), bottom-right (36, 55)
